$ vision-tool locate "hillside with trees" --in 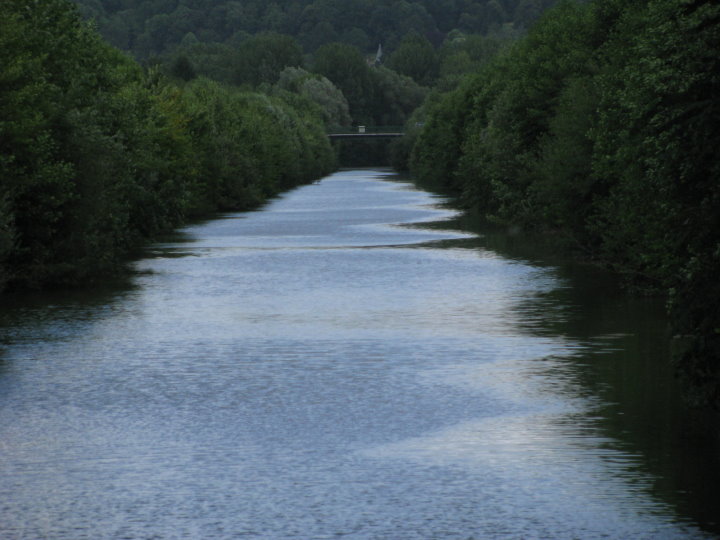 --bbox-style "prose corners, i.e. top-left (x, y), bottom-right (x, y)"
top-left (68, 0), bottom-right (543, 165)
top-left (69, 0), bottom-right (555, 141)
top-left (73, 0), bottom-right (556, 59)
